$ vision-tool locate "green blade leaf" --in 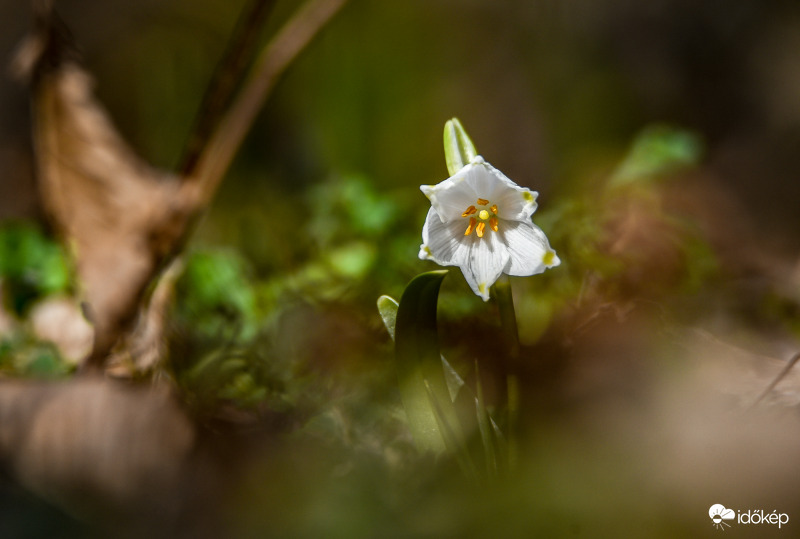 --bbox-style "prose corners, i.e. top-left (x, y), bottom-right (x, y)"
top-left (379, 295), bottom-right (465, 403)
top-left (474, 360), bottom-right (498, 477)
top-left (380, 294), bottom-right (466, 406)
top-left (394, 270), bottom-right (457, 453)
top-left (424, 380), bottom-right (478, 478)
top-left (441, 355), bottom-right (465, 403)
top-left (443, 118), bottom-right (478, 176)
